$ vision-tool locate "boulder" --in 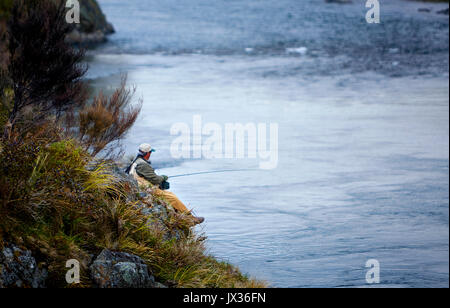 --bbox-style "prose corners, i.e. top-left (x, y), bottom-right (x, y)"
top-left (66, 29), bottom-right (107, 44)
top-left (138, 199), bottom-right (186, 241)
top-left (109, 162), bottom-right (141, 201)
top-left (0, 244), bottom-right (47, 288)
top-left (66, 0), bottom-right (115, 44)
top-left (418, 8), bottom-right (431, 13)
top-left (437, 8), bottom-right (449, 15)
top-left (77, 0), bottom-right (114, 34)
top-left (90, 249), bottom-right (158, 288)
